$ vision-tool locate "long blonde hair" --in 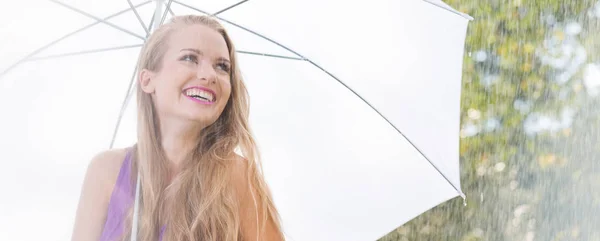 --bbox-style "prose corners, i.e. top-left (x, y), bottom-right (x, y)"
top-left (125, 15), bottom-right (283, 241)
